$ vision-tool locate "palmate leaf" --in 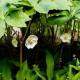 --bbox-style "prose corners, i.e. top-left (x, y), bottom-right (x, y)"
top-left (0, 19), bottom-right (6, 38)
top-left (5, 10), bottom-right (31, 27)
top-left (0, 5), bottom-right (11, 19)
top-left (27, 0), bottom-right (72, 13)
top-left (53, 0), bottom-right (72, 10)
top-left (27, 0), bottom-right (56, 13)
top-left (16, 1), bottom-right (31, 6)
top-left (0, 0), bottom-right (22, 6)
top-left (33, 0), bottom-right (56, 13)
